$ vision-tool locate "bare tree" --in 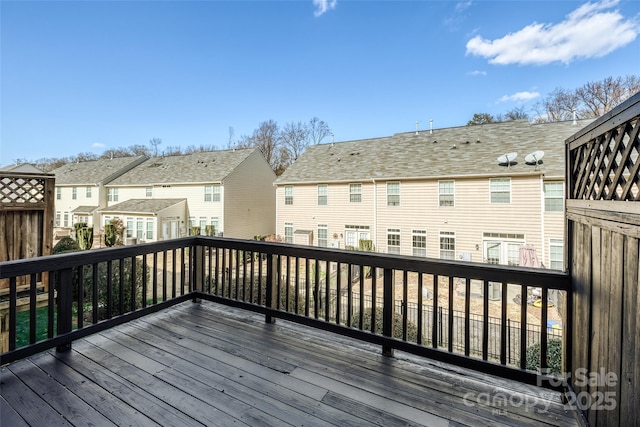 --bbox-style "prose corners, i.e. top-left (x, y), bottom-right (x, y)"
top-left (308, 117), bottom-right (331, 145)
top-left (228, 126), bottom-right (235, 149)
top-left (504, 107), bottom-right (529, 121)
top-left (280, 121), bottom-right (309, 165)
top-left (149, 138), bottom-right (162, 156)
top-left (253, 120), bottom-right (281, 171)
top-left (128, 145), bottom-right (150, 156)
top-left (163, 146), bottom-right (183, 156)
